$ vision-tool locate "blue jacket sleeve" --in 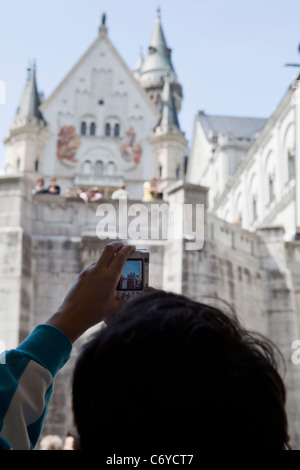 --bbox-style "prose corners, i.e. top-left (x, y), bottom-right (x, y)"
top-left (0, 324), bottom-right (72, 450)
